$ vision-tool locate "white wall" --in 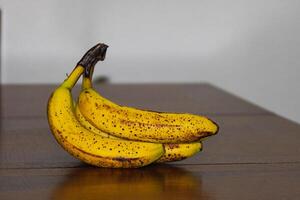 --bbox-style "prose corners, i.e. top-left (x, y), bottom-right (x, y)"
top-left (1, 0), bottom-right (300, 123)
